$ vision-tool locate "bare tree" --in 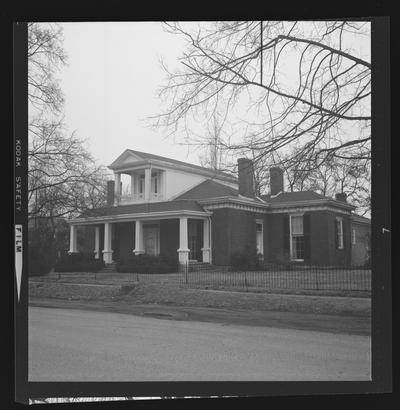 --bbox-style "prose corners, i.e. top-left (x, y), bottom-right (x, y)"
top-left (28, 22), bottom-right (67, 115)
top-left (28, 23), bottom-right (110, 227)
top-left (153, 21), bottom-right (371, 188)
top-left (28, 117), bottom-right (109, 222)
